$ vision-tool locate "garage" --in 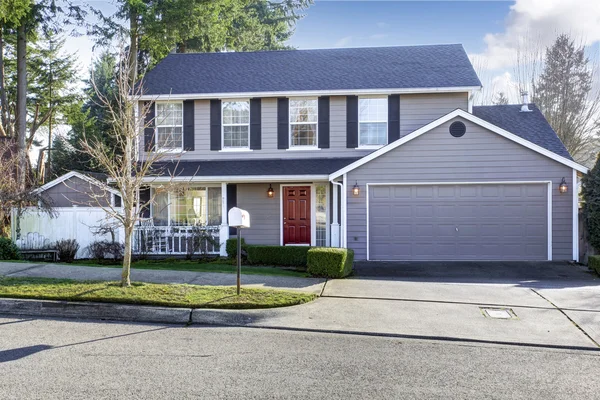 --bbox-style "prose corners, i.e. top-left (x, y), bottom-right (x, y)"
top-left (368, 183), bottom-right (549, 261)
